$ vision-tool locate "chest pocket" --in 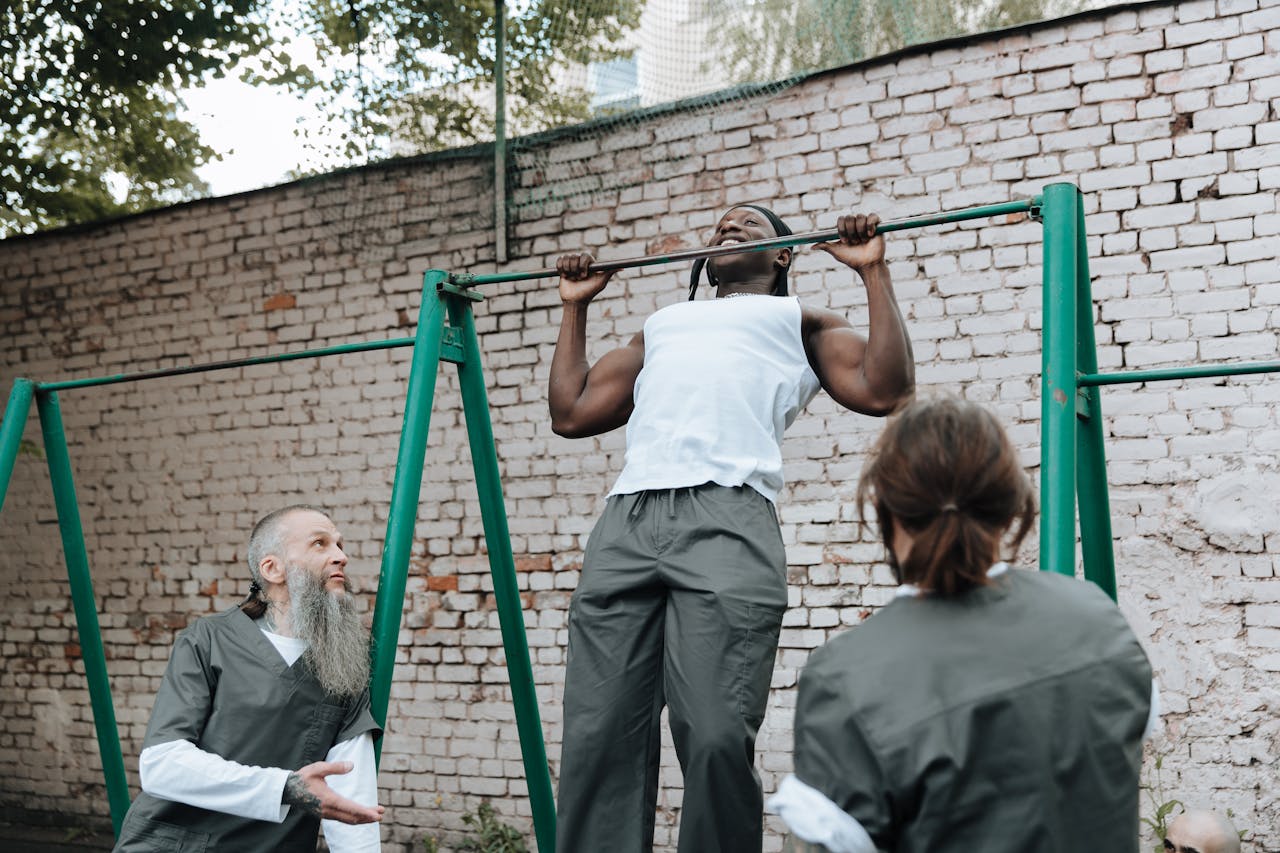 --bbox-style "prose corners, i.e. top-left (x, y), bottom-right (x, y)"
top-left (302, 701), bottom-right (347, 762)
